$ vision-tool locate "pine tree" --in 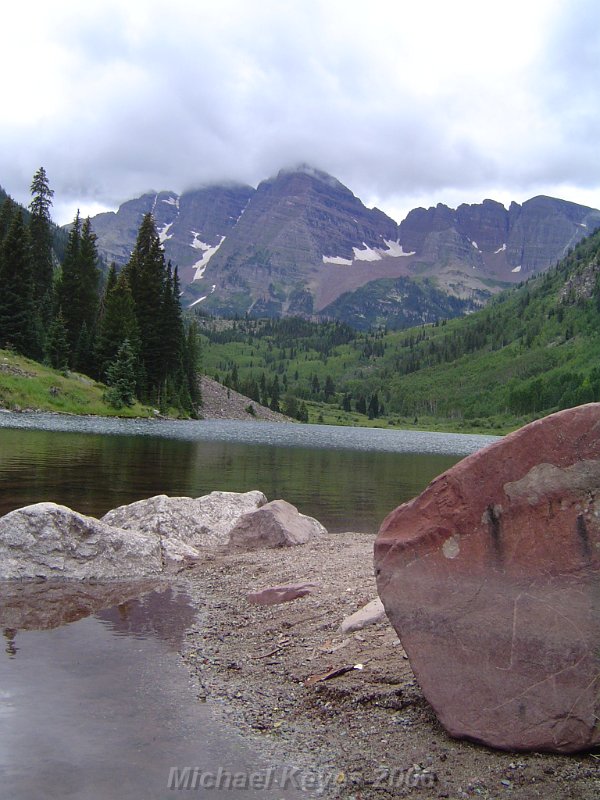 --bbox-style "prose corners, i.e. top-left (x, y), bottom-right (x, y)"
top-left (95, 271), bottom-right (140, 381)
top-left (78, 218), bottom-right (100, 331)
top-left (269, 374), bottom-right (281, 412)
top-left (57, 211), bottom-right (82, 355)
top-left (45, 309), bottom-right (69, 370)
top-left (0, 210), bottom-right (42, 357)
top-left (104, 339), bottom-right (137, 408)
top-left (28, 167), bottom-right (55, 319)
top-left (124, 214), bottom-right (168, 400)
top-left (0, 197), bottom-right (16, 242)
top-left (183, 321), bottom-right (202, 408)
top-left (56, 213), bottom-right (100, 370)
